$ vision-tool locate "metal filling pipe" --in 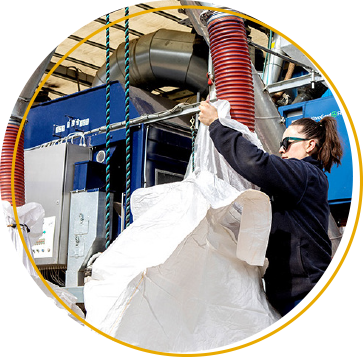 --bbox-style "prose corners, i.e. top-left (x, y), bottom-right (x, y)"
top-left (207, 13), bottom-right (255, 131)
top-left (181, 3), bottom-right (286, 153)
